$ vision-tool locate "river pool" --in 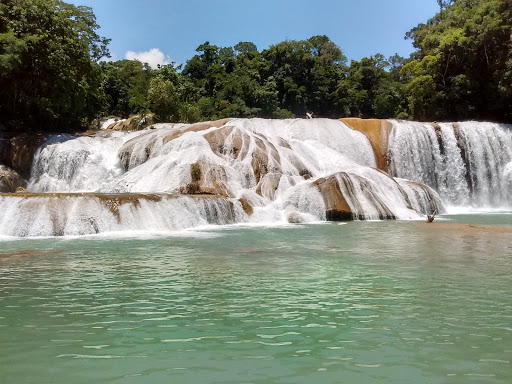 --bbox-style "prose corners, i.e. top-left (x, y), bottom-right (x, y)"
top-left (1, 216), bottom-right (511, 383)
